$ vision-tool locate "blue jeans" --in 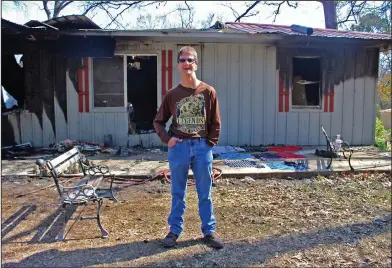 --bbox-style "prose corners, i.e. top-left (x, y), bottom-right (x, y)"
top-left (167, 138), bottom-right (216, 236)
